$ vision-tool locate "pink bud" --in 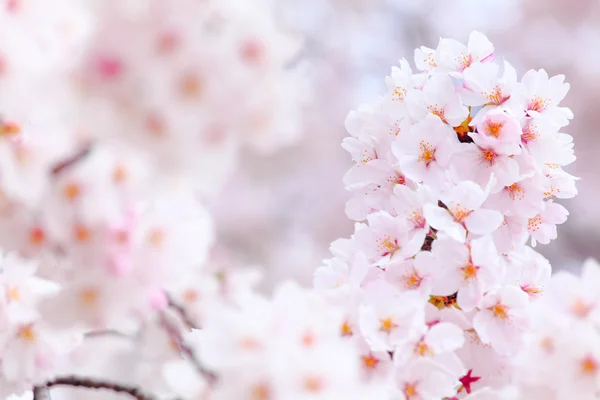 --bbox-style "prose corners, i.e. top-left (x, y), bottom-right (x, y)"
top-left (96, 56), bottom-right (123, 79)
top-left (149, 289), bottom-right (168, 310)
